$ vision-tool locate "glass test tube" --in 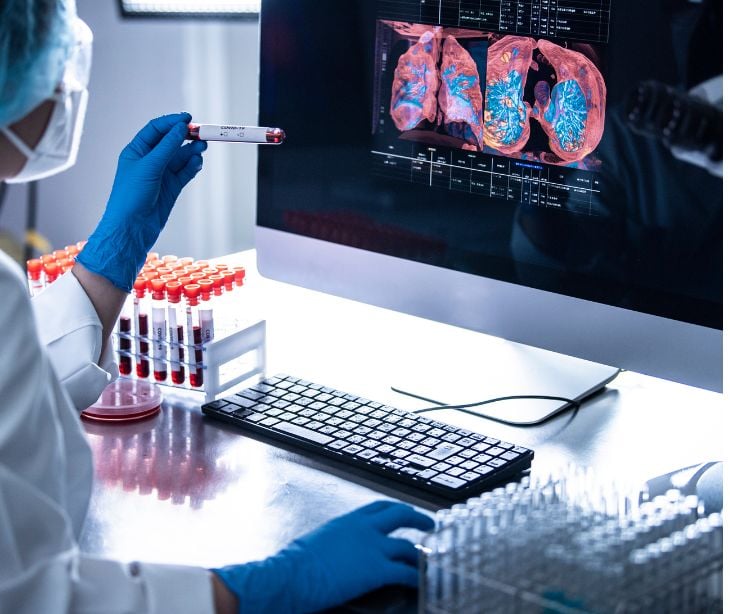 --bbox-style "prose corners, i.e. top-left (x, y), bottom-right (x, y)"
top-left (183, 284), bottom-right (204, 388)
top-left (150, 279), bottom-right (168, 382)
top-left (166, 281), bottom-right (186, 385)
top-left (198, 279), bottom-right (215, 344)
top-left (134, 278), bottom-right (150, 378)
top-left (118, 306), bottom-right (133, 376)
top-left (26, 259), bottom-right (44, 295)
